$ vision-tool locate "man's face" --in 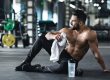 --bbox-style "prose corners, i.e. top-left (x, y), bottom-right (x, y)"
top-left (69, 15), bottom-right (79, 30)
